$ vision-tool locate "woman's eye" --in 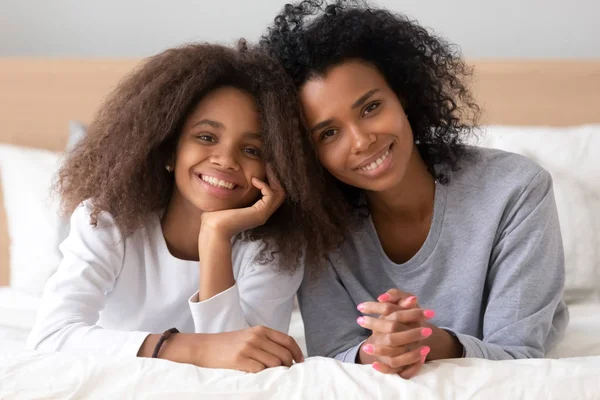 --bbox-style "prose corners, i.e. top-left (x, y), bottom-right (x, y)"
top-left (244, 147), bottom-right (262, 158)
top-left (319, 129), bottom-right (337, 141)
top-left (363, 102), bottom-right (380, 116)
